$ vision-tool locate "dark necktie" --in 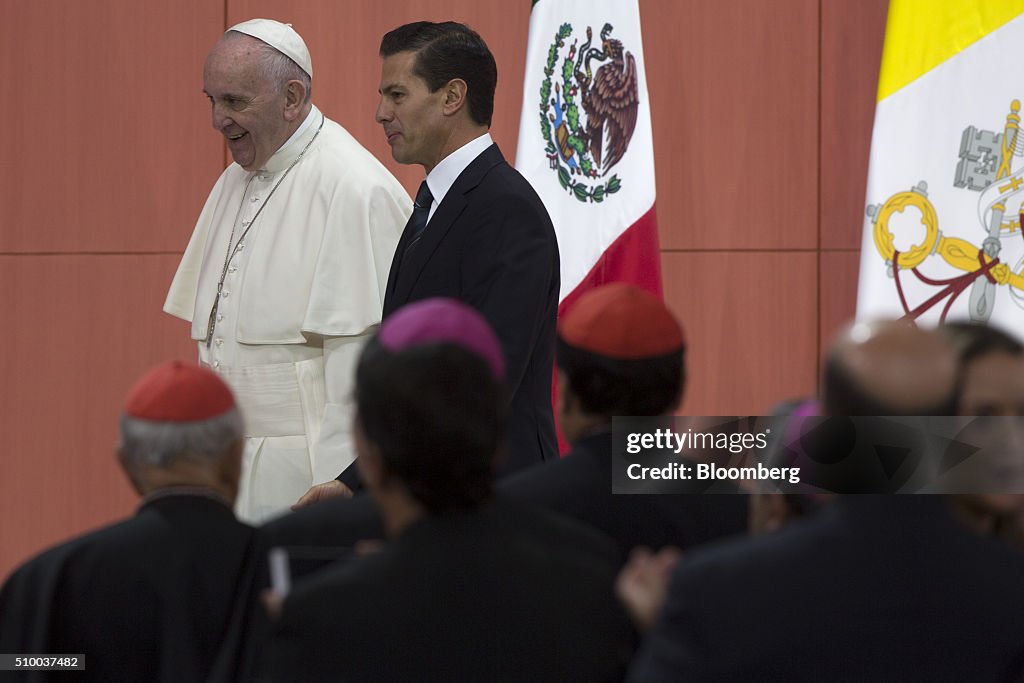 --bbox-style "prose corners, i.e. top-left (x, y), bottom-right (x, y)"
top-left (410, 180), bottom-right (433, 242)
top-left (399, 181), bottom-right (434, 268)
